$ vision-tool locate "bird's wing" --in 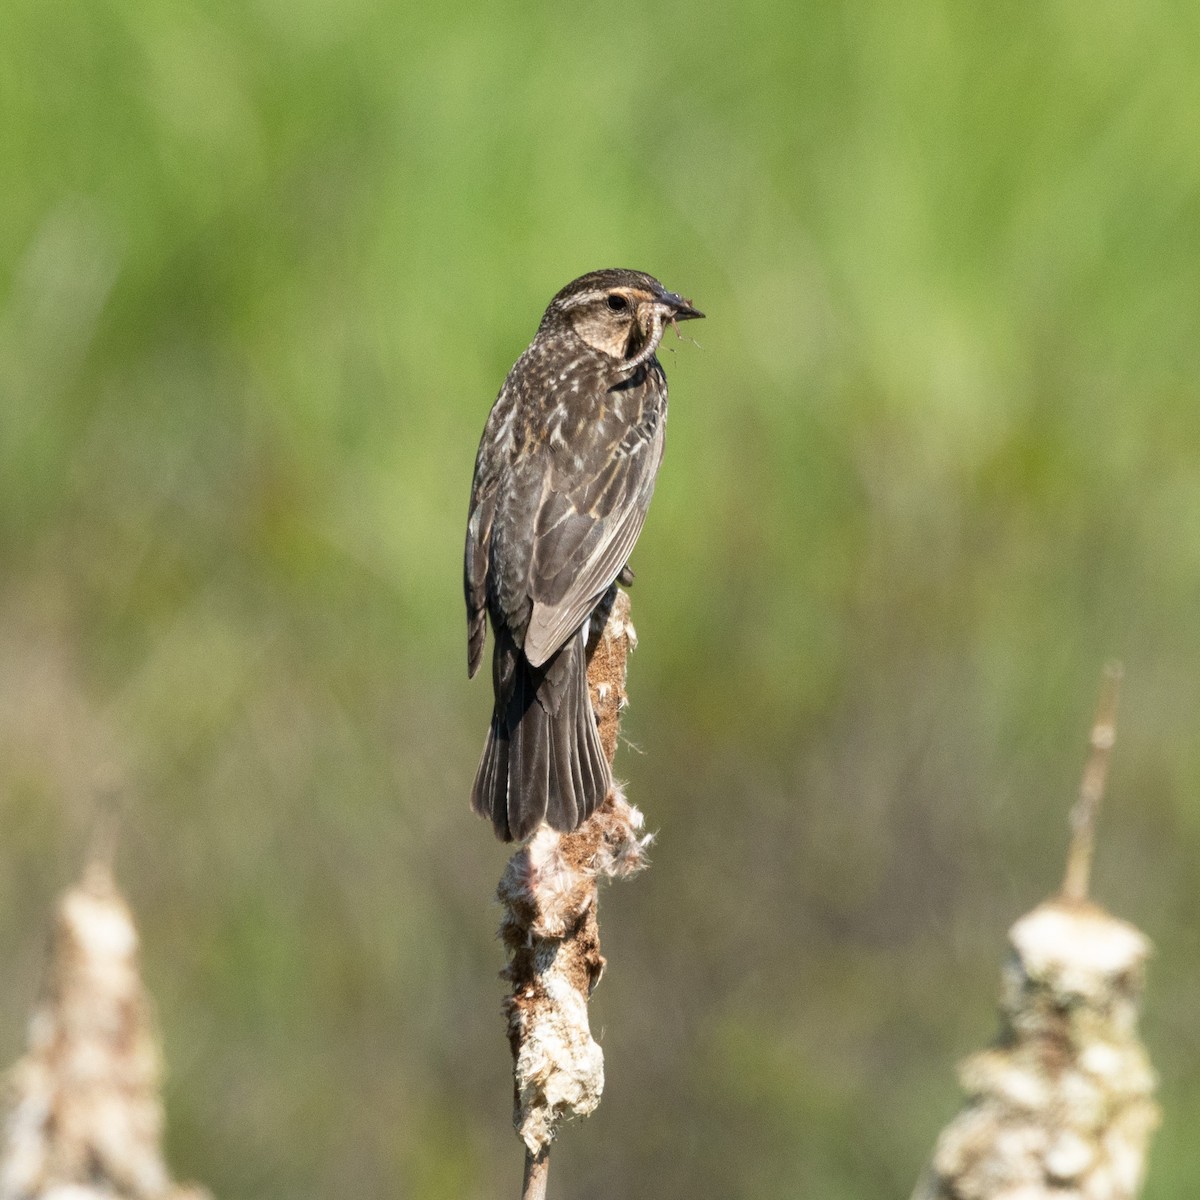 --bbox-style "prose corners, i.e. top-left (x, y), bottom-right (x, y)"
top-left (466, 385), bottom-right (520, 678)
top-left (522, 388), bottom-right (665, 668)
top-left (464, 476), bottom-right (497, 678)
